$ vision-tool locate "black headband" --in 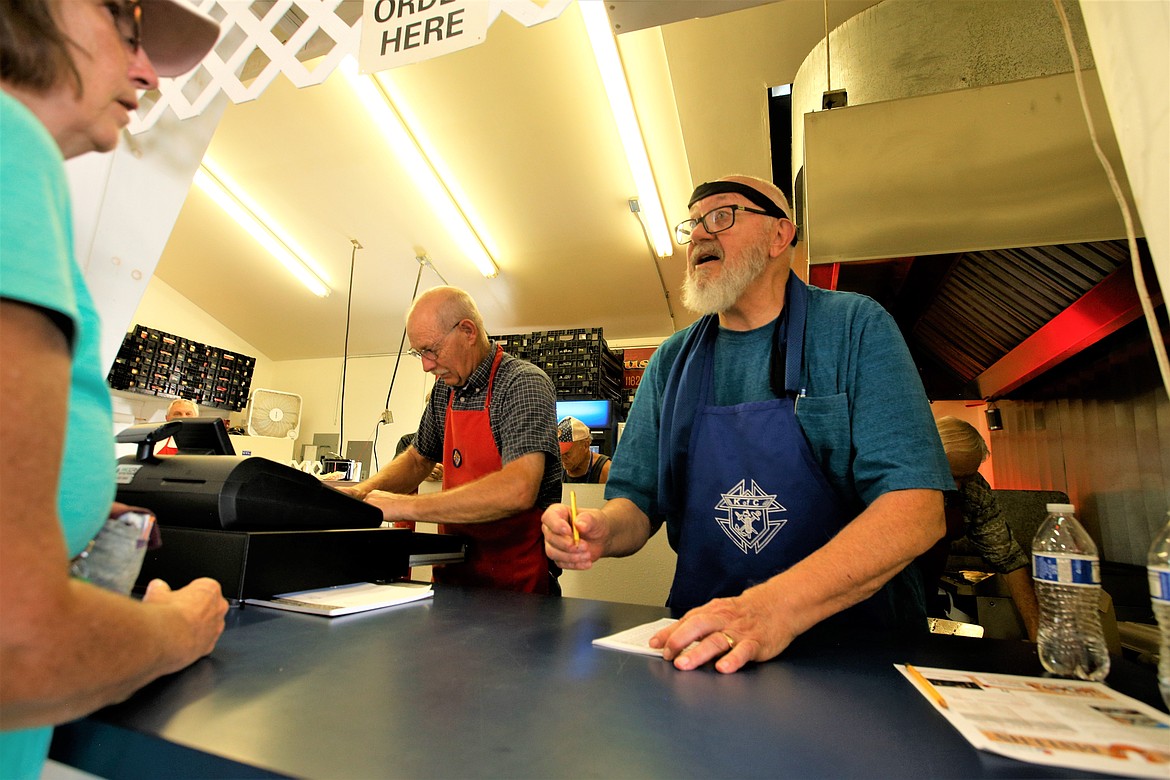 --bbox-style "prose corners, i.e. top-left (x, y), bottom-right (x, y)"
top-left (688, 180), bottom-right (790, 219)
